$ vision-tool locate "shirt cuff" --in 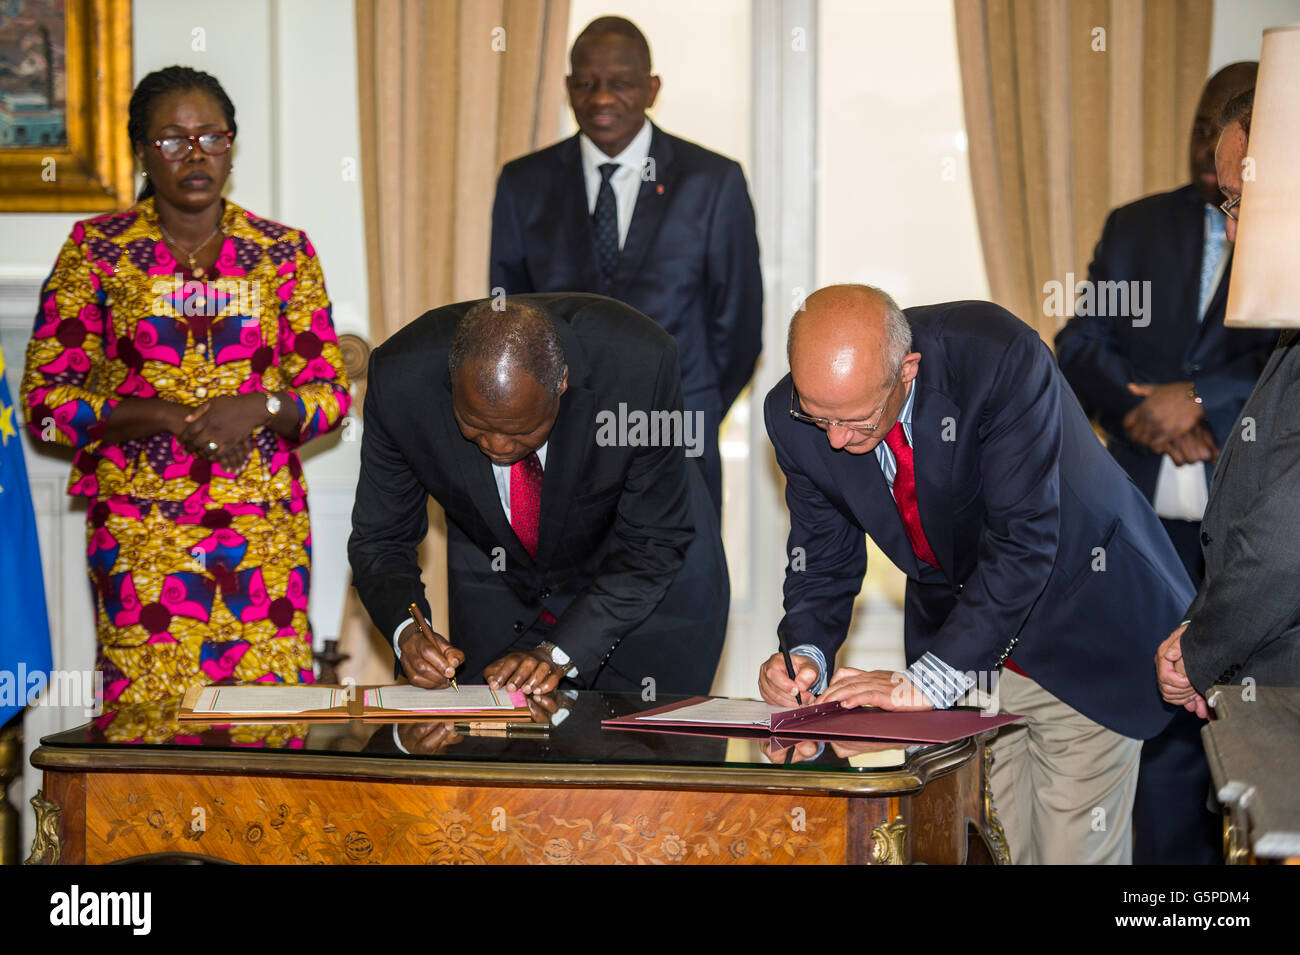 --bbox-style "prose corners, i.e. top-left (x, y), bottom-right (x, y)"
top-left (789, 644), bottom-right (829, 696)
top-left (906, 652), bottom-right (975, 709)
top-left (392, 618), bottom-right (410, 658)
